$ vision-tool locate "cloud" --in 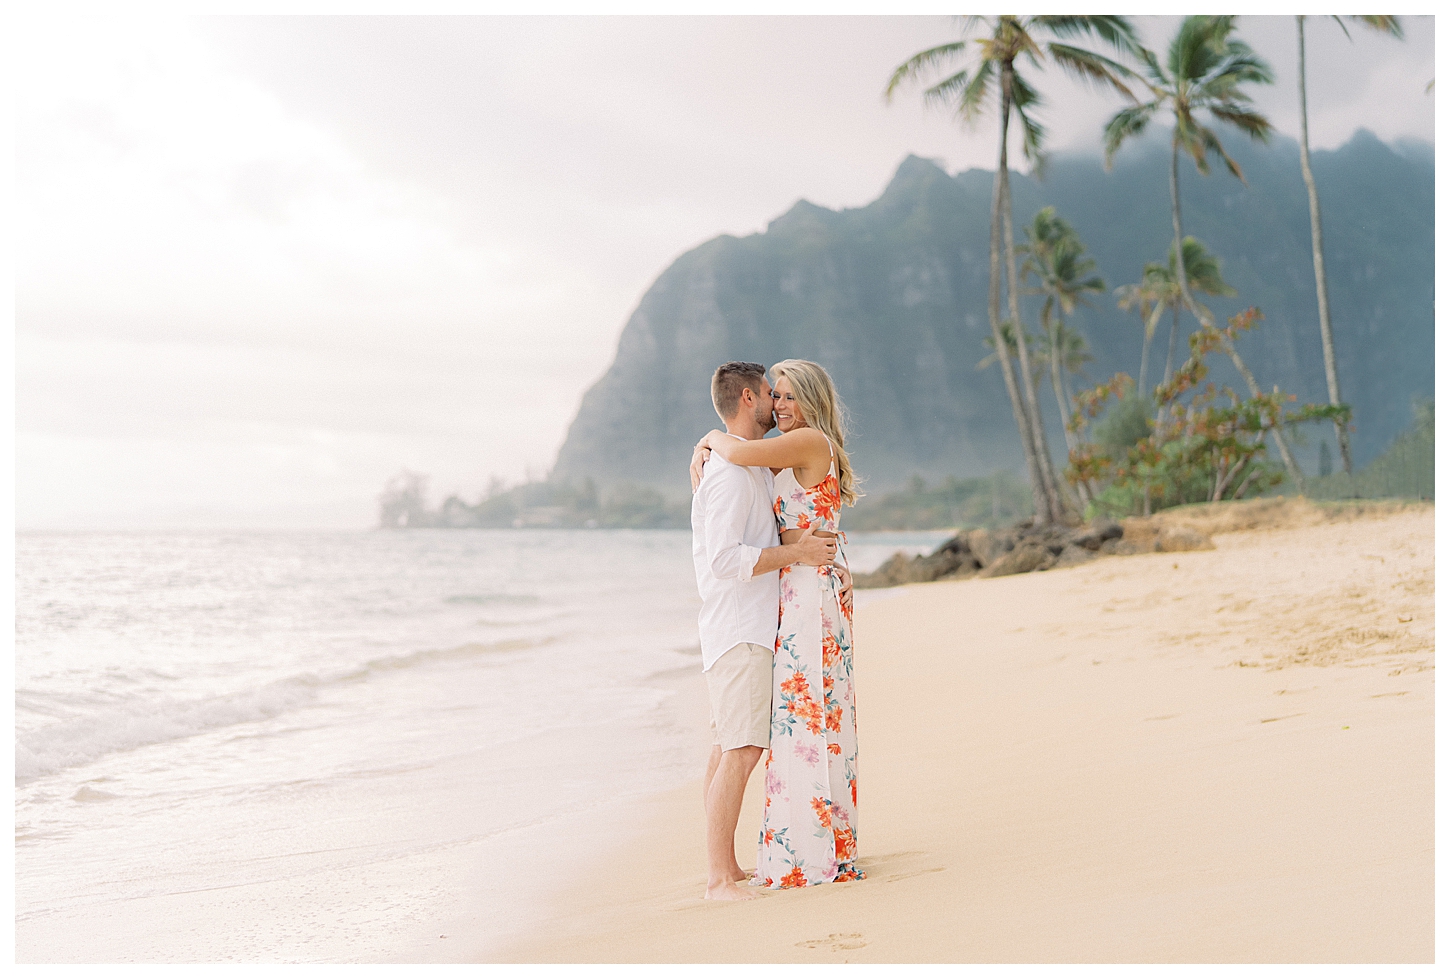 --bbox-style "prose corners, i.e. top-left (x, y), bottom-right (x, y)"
top-left (14, 14), bottom-right (1434, 529)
